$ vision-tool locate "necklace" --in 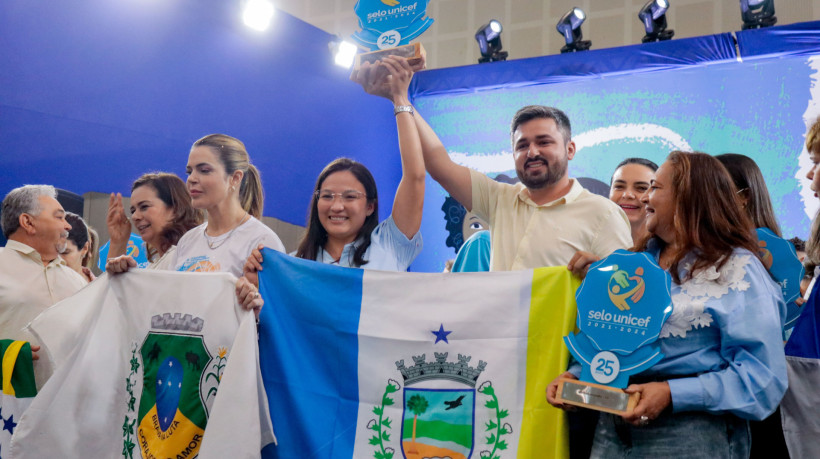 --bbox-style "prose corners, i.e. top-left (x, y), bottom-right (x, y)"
top-left (204, 211), bottom-right (248, 250)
